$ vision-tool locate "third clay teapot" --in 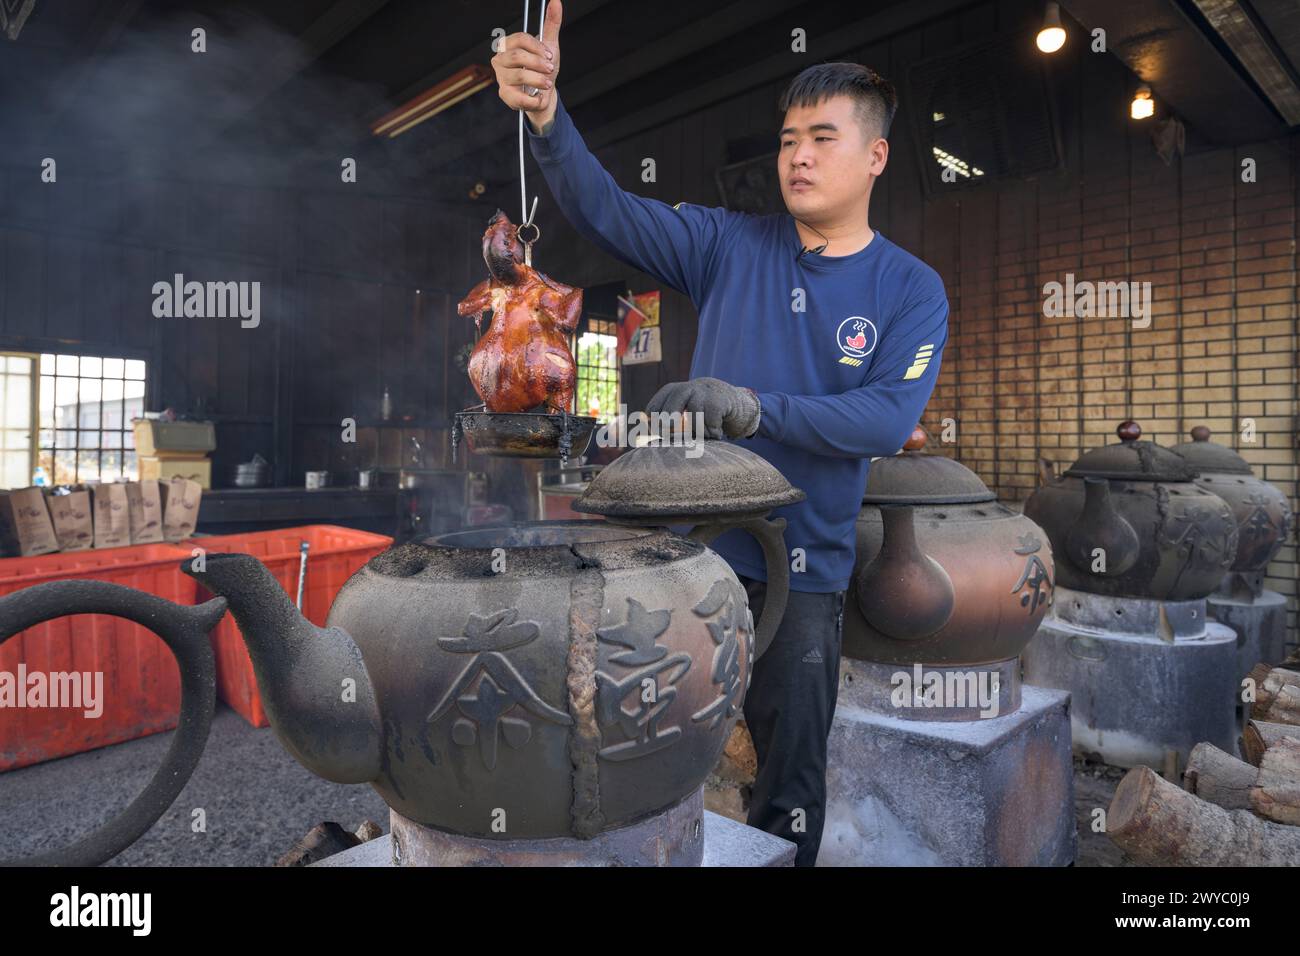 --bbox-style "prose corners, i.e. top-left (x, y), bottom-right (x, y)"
top-left (1170, 425), bottom-right (1293, 598)
top-left (1024, 421), bottom-right (1238, 601)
